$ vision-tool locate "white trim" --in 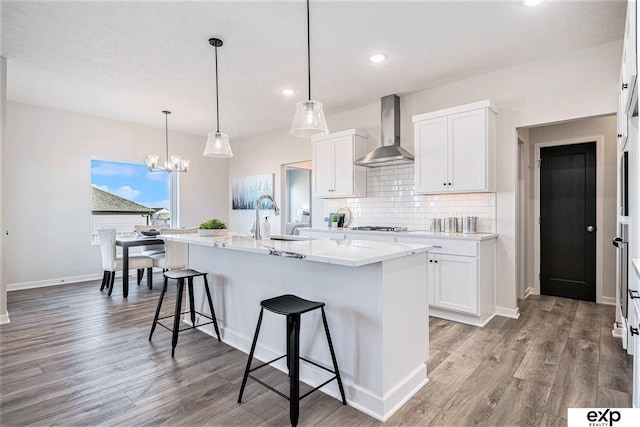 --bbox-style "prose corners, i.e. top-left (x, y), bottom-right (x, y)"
top-left (6, 269), bottom-right (162, 292)
top-left (412, 99), bottom-right (497, 122)
top-left (495, 305), bottom-right (520, 319)
top-left (533, 136), bottom-right (605, 303)
top-left (0, 312), bottom-right (10, 325)
top-left (602, 296), bottom-right (617, 306)
top-left (523, 287), bottom-right (534, 299)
